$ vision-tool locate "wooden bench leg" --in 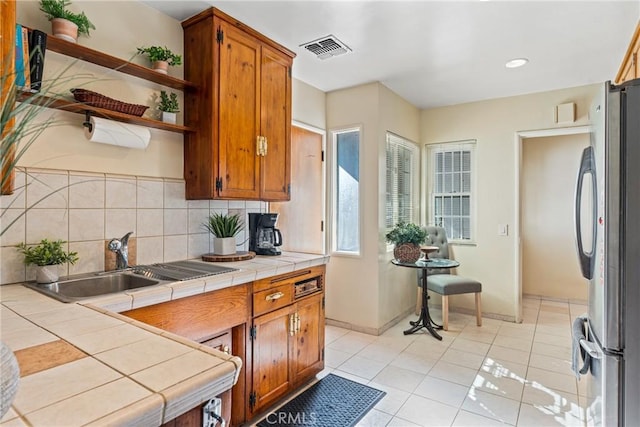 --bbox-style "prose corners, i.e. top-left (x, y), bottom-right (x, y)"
top-left (442, 295), bottom-right (449, 331)
top-left (475, 292), bottom-right (482, 326)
